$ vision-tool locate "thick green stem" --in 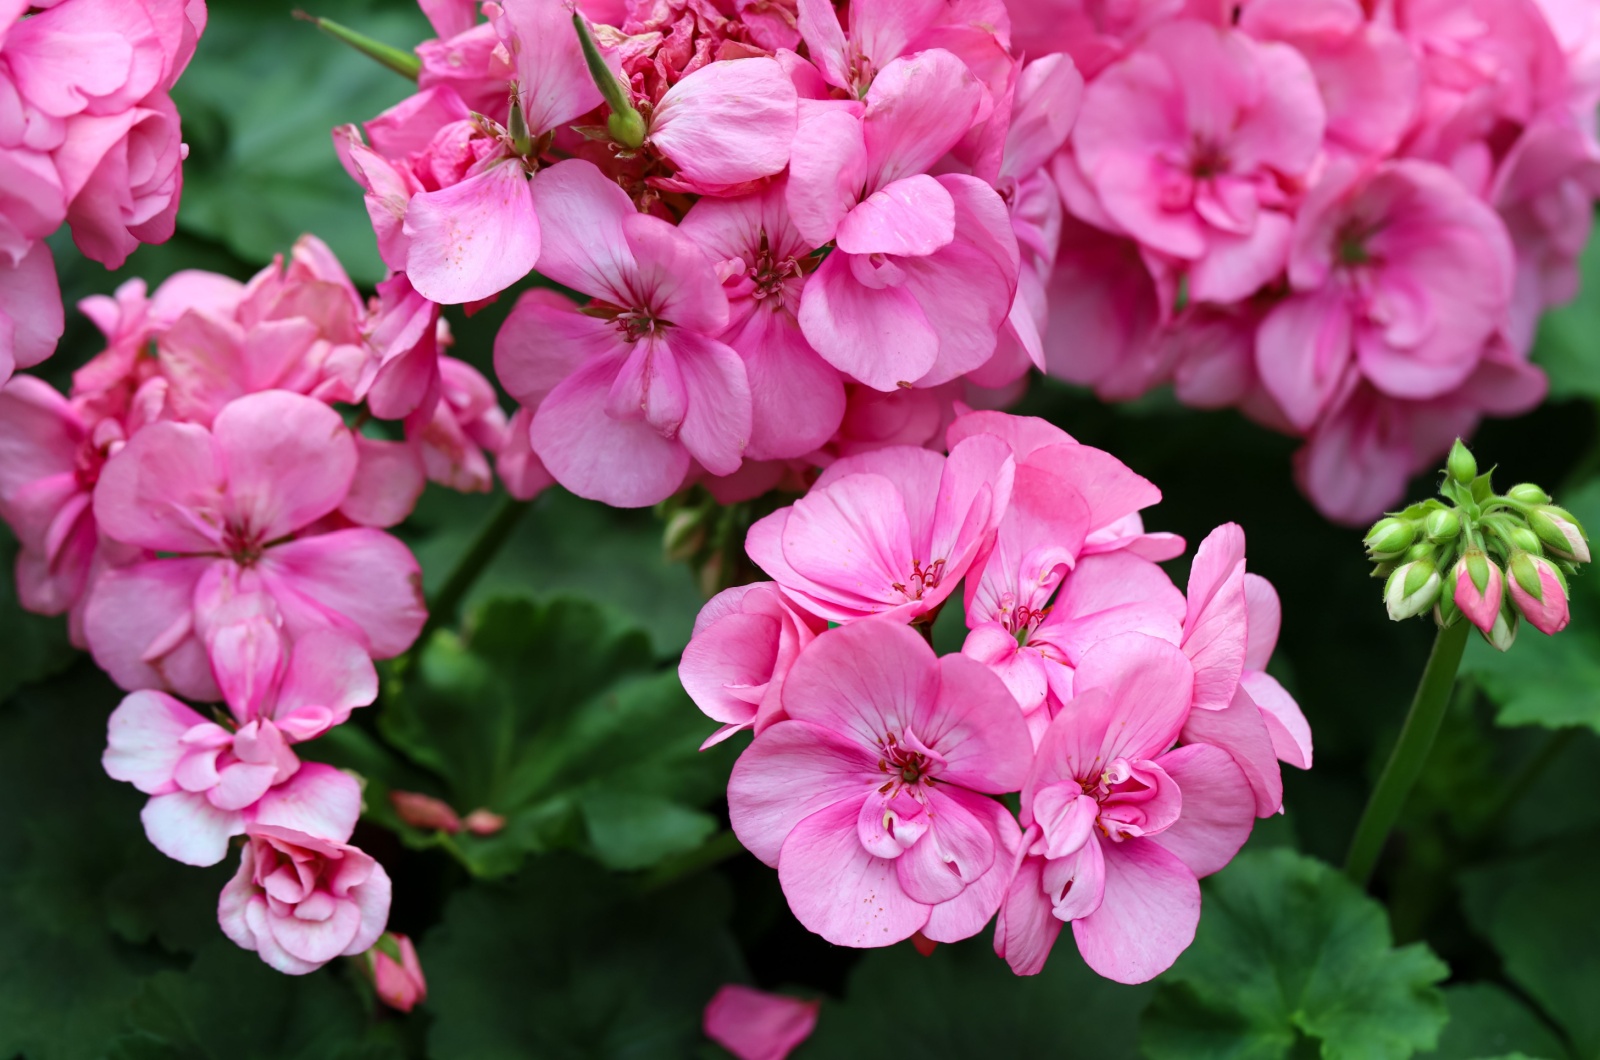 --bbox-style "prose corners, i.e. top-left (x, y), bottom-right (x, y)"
top-left (417, 495), bottom-right (530, 648)
top-left (1345, 620), bottom-right (1472, 887)
top-left (293, 11), bottom-right (420, 80)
